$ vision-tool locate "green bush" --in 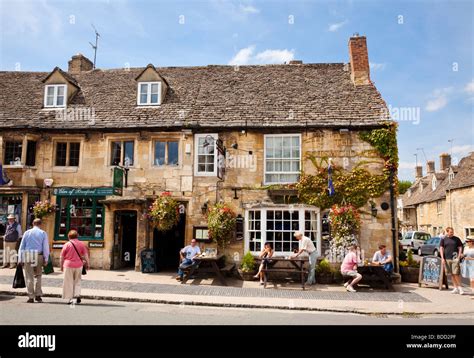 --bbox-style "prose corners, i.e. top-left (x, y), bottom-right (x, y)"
top-left (240, 252), bottom-right (256, 272)
top-left (316, 258), bottom-right (332, 275)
